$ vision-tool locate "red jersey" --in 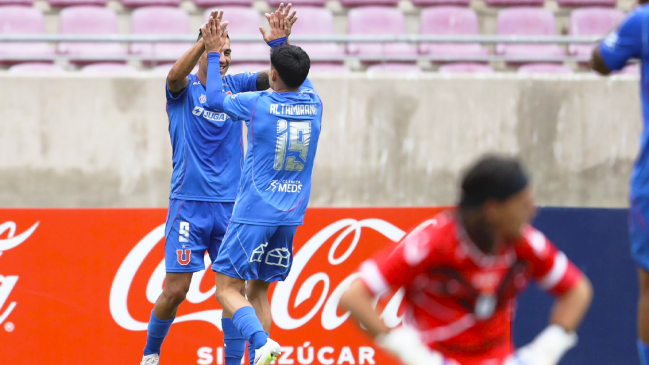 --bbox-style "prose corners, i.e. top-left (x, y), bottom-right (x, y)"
top-left (358, 212), bottom-right (582, 365)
